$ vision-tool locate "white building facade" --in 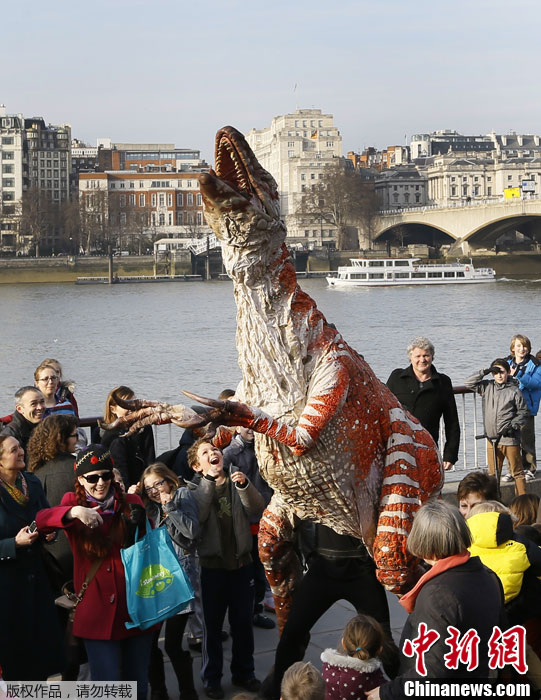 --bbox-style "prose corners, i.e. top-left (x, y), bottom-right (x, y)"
top-left (246, 109), bottom-right (342, 246)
